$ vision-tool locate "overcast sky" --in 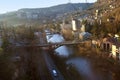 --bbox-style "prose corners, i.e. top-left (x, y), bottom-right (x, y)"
top-left (0, 0), bottom-right (97, 14)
